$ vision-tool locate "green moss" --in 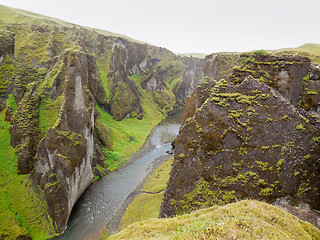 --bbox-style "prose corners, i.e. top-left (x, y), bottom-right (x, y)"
top-left (0, 55), bottom-right (15, 97)
top-left (97, 102), bottom-right (164, 170)
top-left (39, 96), bottom-right (63, 136)
top-left (167, 77), bottom-right (182, 91)
top-left (0, 111), bottom-right (56, 239)
top-left (259, 187), bottom-right (273, 197)
top-left (108, 200), bottom-right (320, 240)
top-left (313, 136), bottom-right (320, 143)
top-left (254, 50), bottom-right (269, 56)
top-left (304, 154), bottom-right (311, 160)
top-left (255, 161), bottom-right (270, 171)
top-left (297, 182), bottom-right (311, 198)
top-left (276, 159), bottom-right (284, 172)
top-left (307, 89), bottom-right (318, 95)
top-left (96, 61), bottom-right (111, 101)
top-left (296, 123), bottom-right (306, 132)
top-left (173, 180), bottom-right (237, 215)
top-left (6, 94), bottom-right (17, 113)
